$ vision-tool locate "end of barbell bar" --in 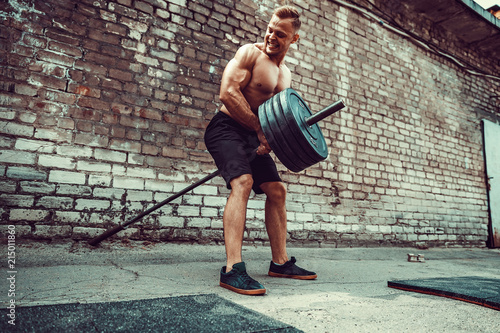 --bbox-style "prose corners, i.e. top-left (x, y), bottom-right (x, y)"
top-left (306, 99), bottom-right (346, 126)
